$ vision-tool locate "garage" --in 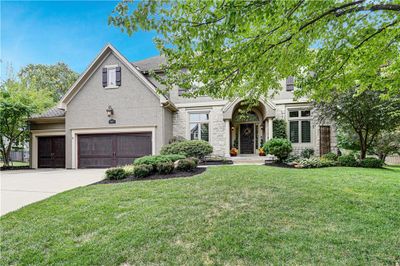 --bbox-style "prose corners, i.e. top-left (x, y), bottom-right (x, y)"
top-left (38, 136), bottom-right (66, 168)
top-left (77, 133), bottom-right (152, 168)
